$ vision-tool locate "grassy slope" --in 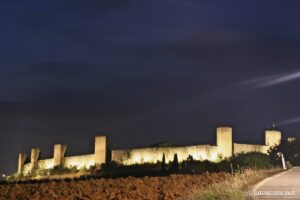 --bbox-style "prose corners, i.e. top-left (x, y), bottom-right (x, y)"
top-left (187, 168), bottom-right (282, 200)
